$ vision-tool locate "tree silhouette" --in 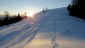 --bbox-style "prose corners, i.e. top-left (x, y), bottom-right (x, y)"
top-left (68, 0), bottom-right (85, 19)
top-left (0, 12), bottom-right (23, 27)
top-left (4, 11), bottom-right (10, 25)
